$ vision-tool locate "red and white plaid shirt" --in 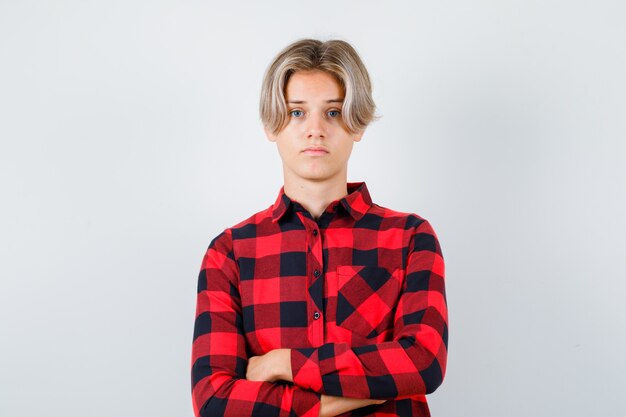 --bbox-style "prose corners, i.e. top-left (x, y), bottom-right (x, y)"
top-left (191, 181), bottom-right (448, 416)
